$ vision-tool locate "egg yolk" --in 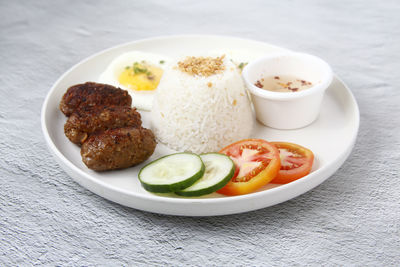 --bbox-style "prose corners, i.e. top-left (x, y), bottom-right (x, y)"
top-left (118, 62), bottom-right (163, 91)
